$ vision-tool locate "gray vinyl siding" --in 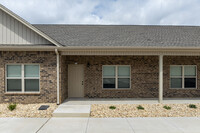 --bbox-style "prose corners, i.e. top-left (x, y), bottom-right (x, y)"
top-left (0, 9), bottom-right (51, 45)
